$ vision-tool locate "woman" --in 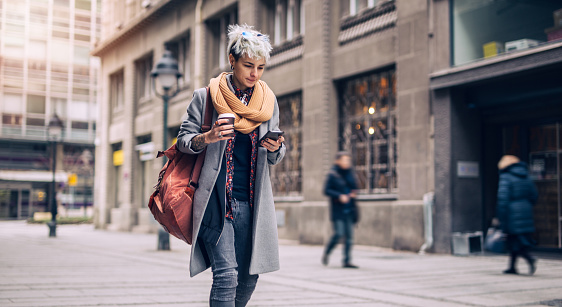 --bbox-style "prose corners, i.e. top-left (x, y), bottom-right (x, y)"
top-left (496, 155), bottom-right (538, 275)
top-left (177, 25), bottom-right (285, 306)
